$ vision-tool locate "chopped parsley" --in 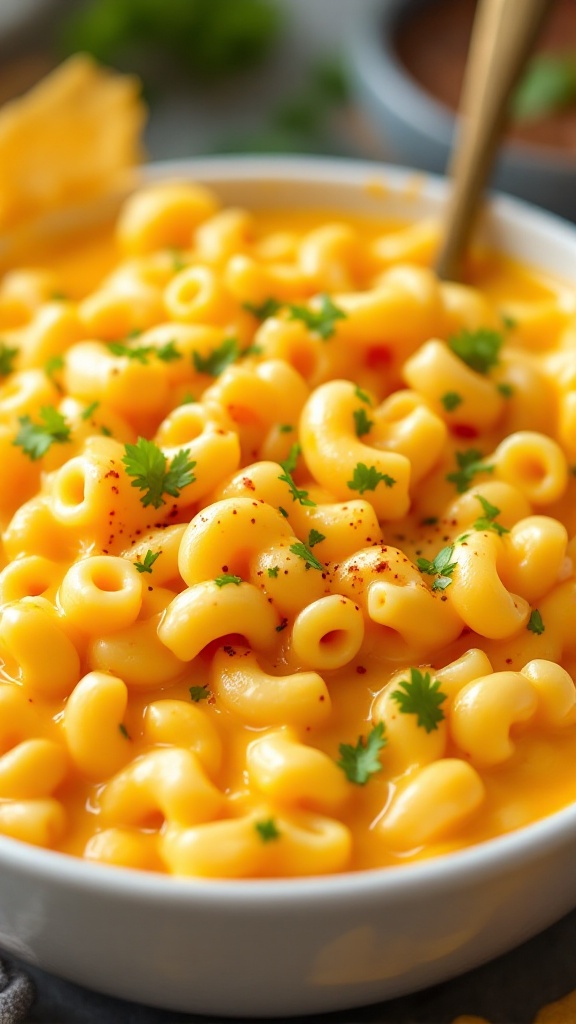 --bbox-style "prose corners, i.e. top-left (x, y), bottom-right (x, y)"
top-left (14, 406), bottom-right (71, 460)
top-left (354, 385), bottom-right (372, 405)
top-left (472, 494), bottom-right (510, 536)
top-left (390, 667), bottom-right (447, 733)
top-left (44, 354), bottom-right (65, 391)
top-left (122, 438), bottom-right (196, 509)
top-left (278, 444), bottom-right (316, 507)
top-left (441, 391), bottom-right (463, 412)
top-left (289, 541), bottom-right (324, 571)
top-left (242, 297), bottom-right (282, 320)
top-left (278, 506), bottom-right (288, 518)
top-left (267, 566), bottom-right (280, 578)
top-left (119, 723), bottom-right (131, 739)
top-left (278, 423), bottom-right (294, 433)
top-left (416, 544), bottom-right (457, 592)
top-left (107, 341), bottom-right (154, 364)
top-left (307, 528), bottom-right (325, 548)
top-left (527, 609), bottom-right (545, 635)
top-left (353, 407), bottom-right (374, 438)
top-left (134, 549), bottom-right (161, 574)
top-left (192, 337), bottom-right (239, 376)
top-left (497, 382), bottom-right (514, 398)
top-left (189, 685), bottom-right (210, 703)
top-left (446, 449), bottom-right (494, 493)
top-left (156, 340), bottom-right (183, 362)
top-left (336, 722), bottom-right (386, 785)
top-left (347, 462), bottom-right (395, 494)
top-left (0, 341), bottom-right (18, 377)
top-left (81, 400), bottom-right (100, 420)
top-left (255, 818), bottom-right (281, 842)
top-left (448, 327), bottom-right (503, 374)
top-left (286, 293), bottom-right (346, 340)
top-left (214, 574), bottom-right (243, 587)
